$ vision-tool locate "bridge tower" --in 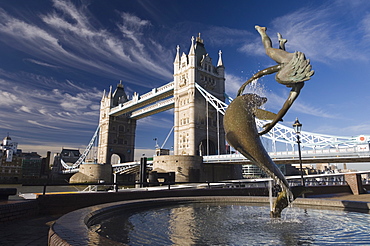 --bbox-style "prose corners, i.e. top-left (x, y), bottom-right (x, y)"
top-left (173, 34), bottom-right (226, 156)
top-left (98, 82), bottom-right (136, 164)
